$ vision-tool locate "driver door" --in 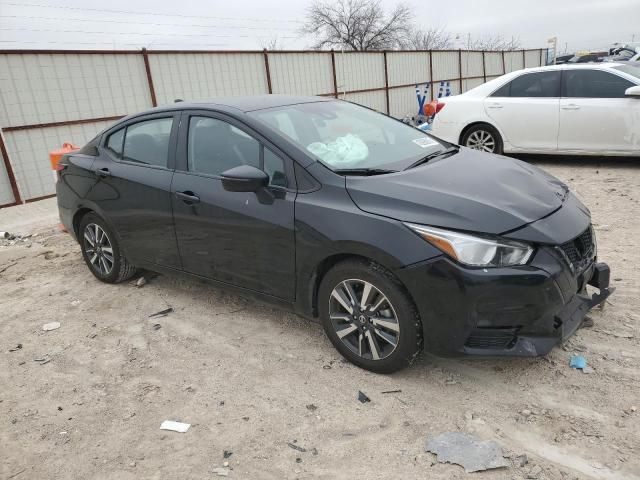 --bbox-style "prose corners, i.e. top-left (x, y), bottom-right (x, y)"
top-left (171, 111), bottom-right (297, 300)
